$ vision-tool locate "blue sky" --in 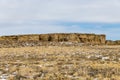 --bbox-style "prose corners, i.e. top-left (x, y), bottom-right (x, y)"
top-left (0, 0), bottom-right (120, 40)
